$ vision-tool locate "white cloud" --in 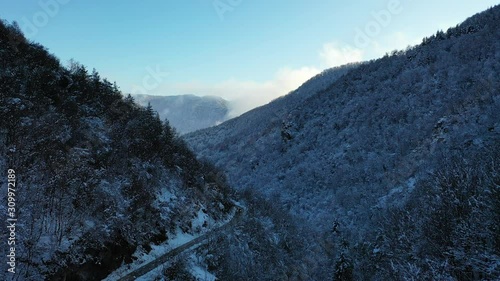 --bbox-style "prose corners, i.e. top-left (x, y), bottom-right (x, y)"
top-left (168, 79), bottom-right (275, 117)
top-left (319, 42), bottom-right (364, 67)
top-left (153, 43), bottom-right (367, 117)
top-left (152, 33), bottom-right (419, 117)
top-left (274, 66), bottom-right (321, 95)
top-left (366, 32), bottom-right (422, 59)
top-left (158, 65), bottom-right (321, 117)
